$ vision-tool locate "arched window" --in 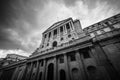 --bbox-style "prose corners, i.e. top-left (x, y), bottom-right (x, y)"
top-left (87, 66), bottom-right (98, 80)
top-left (72, 68), bottom-right (79, 80)
top-left (87, 66), bottom-right (96, 73)
top-left (52, 41), bottom-right (57, 47)
top-left (39, 72), bottom-right (42, 80)
top-left (47, 63), bottom-right (54, 80)
top-left (60, 69), bottom-right (66, 80)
